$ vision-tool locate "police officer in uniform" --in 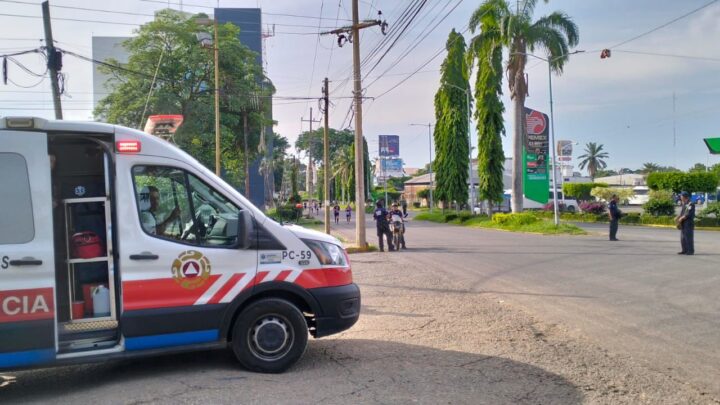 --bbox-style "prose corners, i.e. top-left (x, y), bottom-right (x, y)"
top-left (373, 201), bottom-right (394, 252)
top-left (676, 191), bottom-right (695, 255)
top-left (608, 194), bottom-right (621, 241)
